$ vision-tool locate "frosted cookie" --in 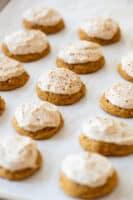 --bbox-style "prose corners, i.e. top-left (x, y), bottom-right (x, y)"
top-left (13, 101), bottom-right (63, 140)
top-left (2, 30), bottom-right (50, 62)
top-left (0, 135), bottom-right (42, 180)
top-left (0, 96), bottom-right (5, 115)
top-left (36, 68), bottom-right (86, 105)
top-left (56, 41), bottom-right (105, 74)
top-left (79, 17), bottom-right (121, 45)
top-left (22, 7), bottom-right (64, 34)
top-left (60, 152), bottom-right (118, 199)
top-left (100, 82), bottom-right (133, 118)
top-left (80, 116), bottom-right (133, 156)
top-left (118, 52), bottom-right (133, 82)
top-left (0, 56), bottom-right (29, 91)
